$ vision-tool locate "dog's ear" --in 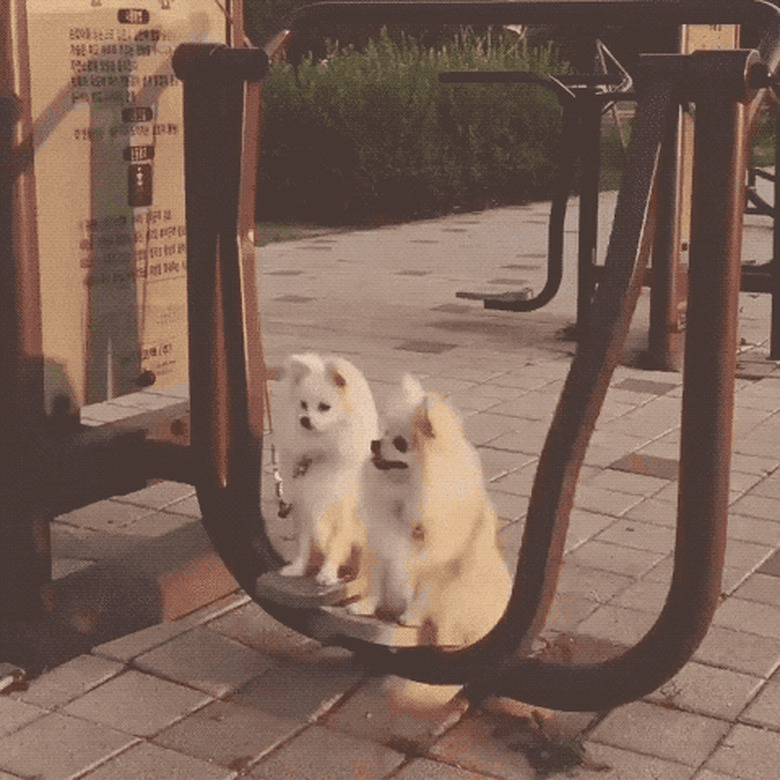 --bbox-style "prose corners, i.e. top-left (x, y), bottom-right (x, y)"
top-left (413, 405), bottom-right (435, 440)
top-left (323, 359), bottom-right (348, 390)
top-left (284, 354), bottom-right (313, 386)
top-left (401, 373), bottom-right (425, 405)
